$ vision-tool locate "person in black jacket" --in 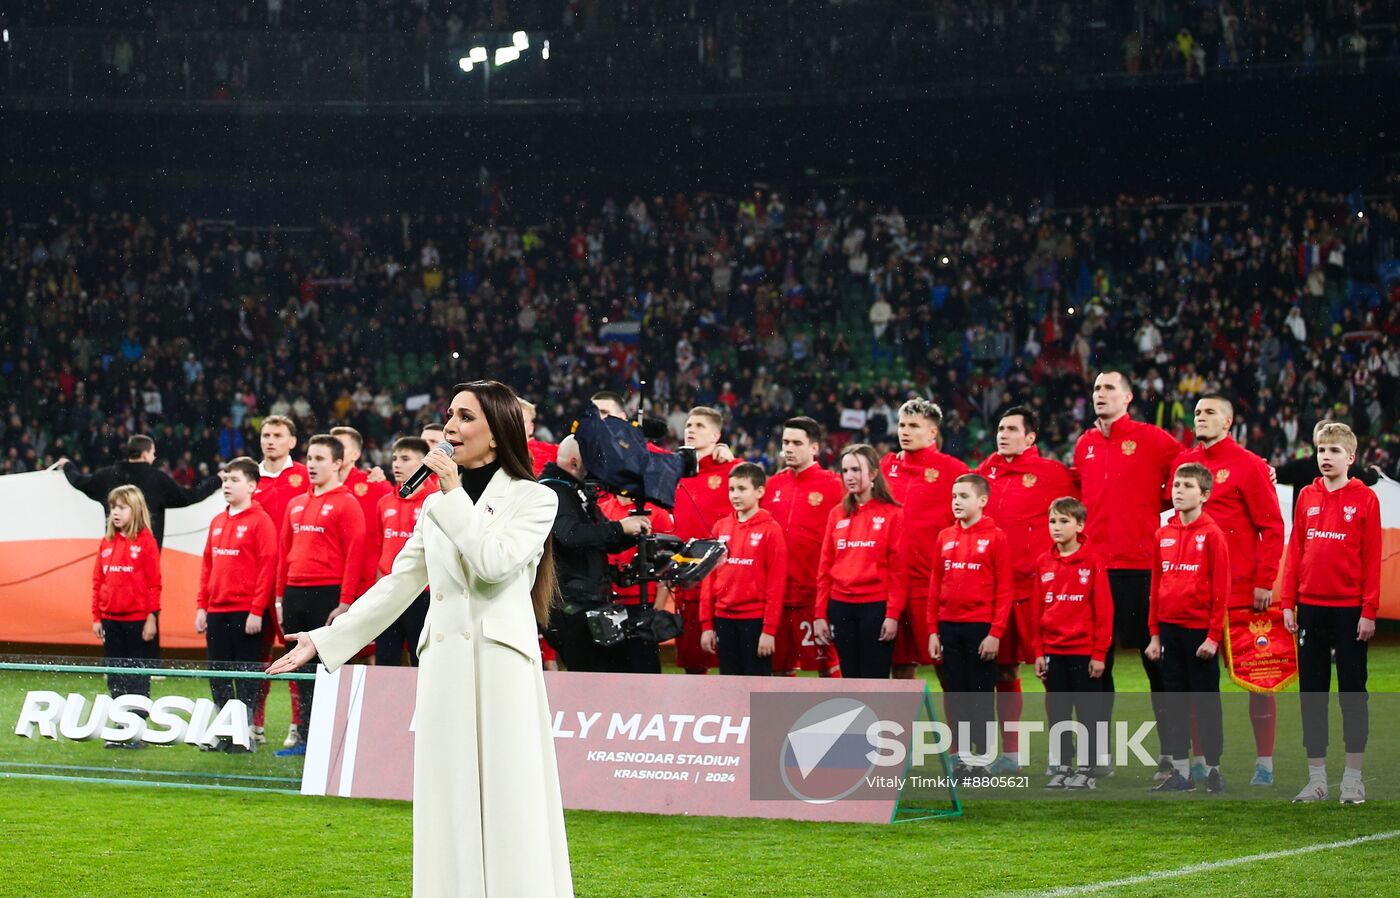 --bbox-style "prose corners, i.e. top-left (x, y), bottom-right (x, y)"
top-left (539, 436), bottom-right (651, 672)
top-left (51, 434), bottom-right (221, 548)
